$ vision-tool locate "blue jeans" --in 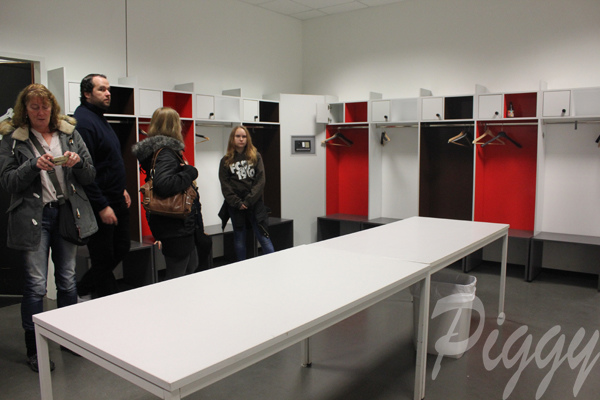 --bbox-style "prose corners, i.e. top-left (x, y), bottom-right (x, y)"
top-left (229, 206), bottom-right (274, 261)
top-left (21, 206), bottom-right (77, 332)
